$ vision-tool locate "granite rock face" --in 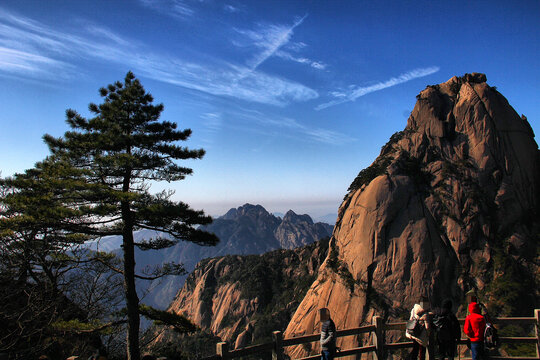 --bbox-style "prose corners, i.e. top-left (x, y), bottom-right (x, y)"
top-left (284, 74), bottom-right (539, 357)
